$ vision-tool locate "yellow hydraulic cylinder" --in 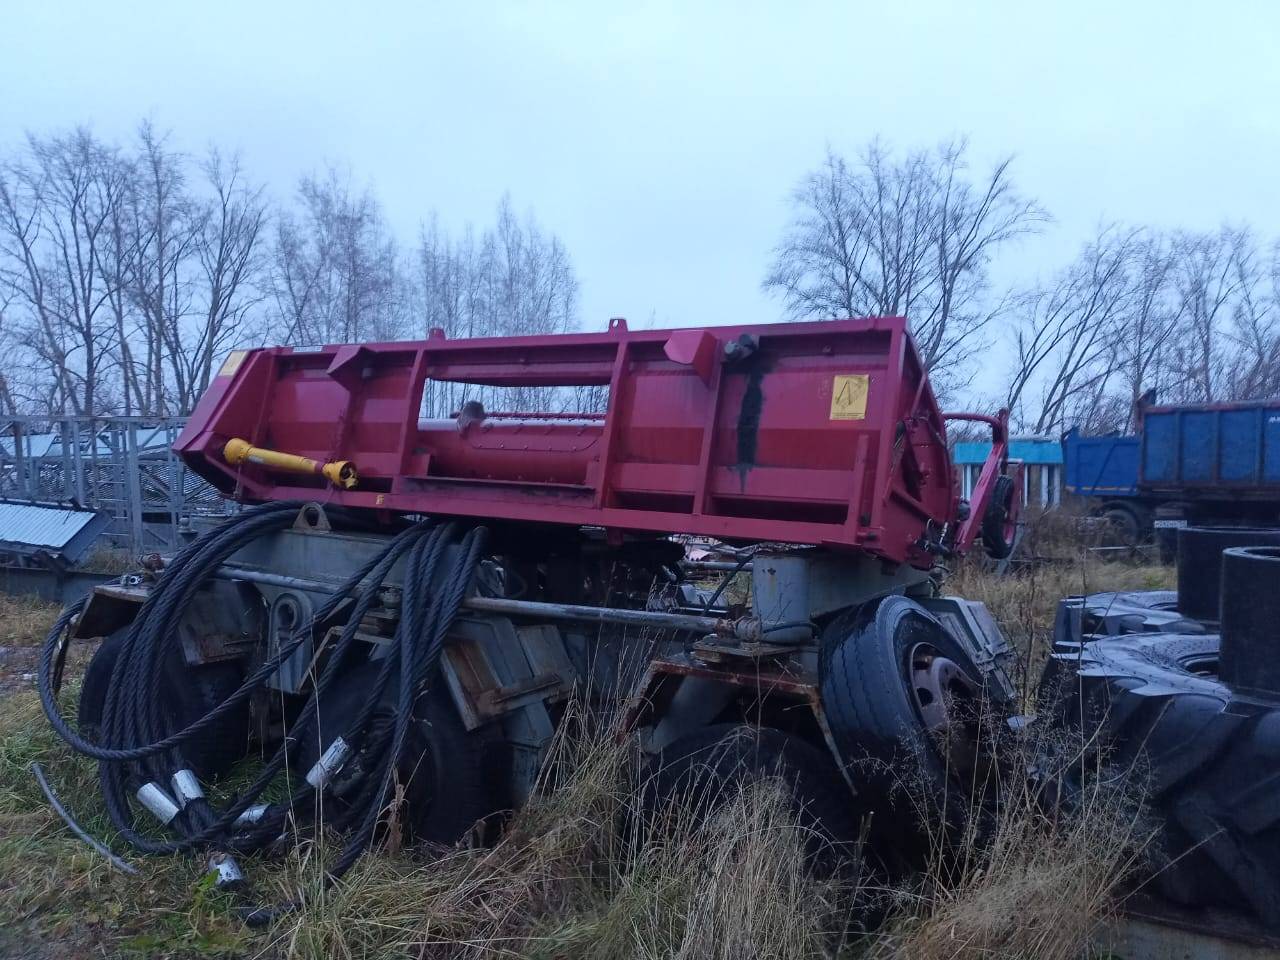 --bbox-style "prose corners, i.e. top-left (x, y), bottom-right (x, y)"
top-left (222, 438), bottom-right (358, 489)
